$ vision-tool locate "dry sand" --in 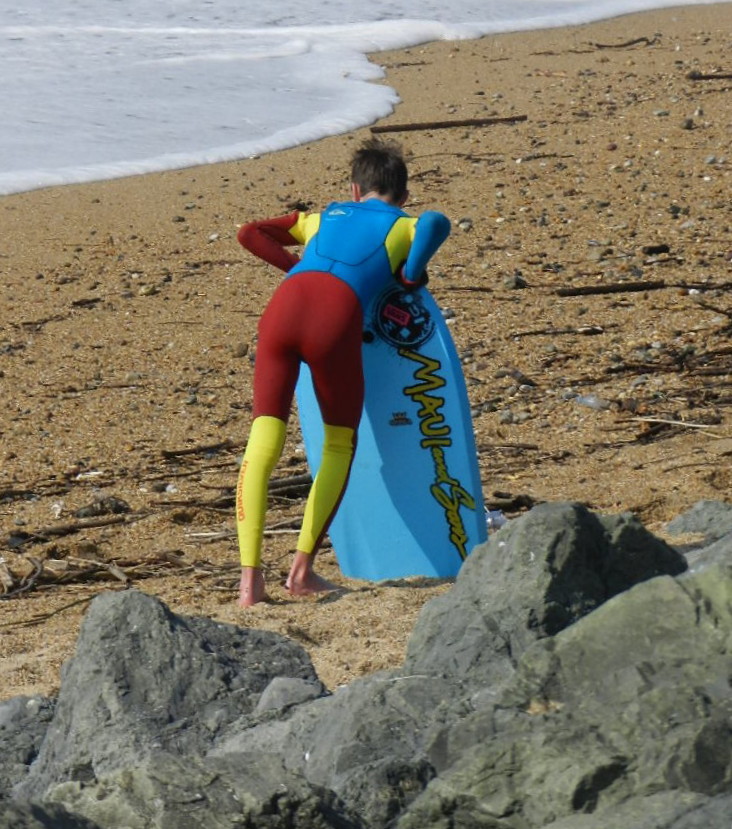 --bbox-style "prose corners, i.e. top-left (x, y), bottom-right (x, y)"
top-left (1, 4), bottom-right (731, 701)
